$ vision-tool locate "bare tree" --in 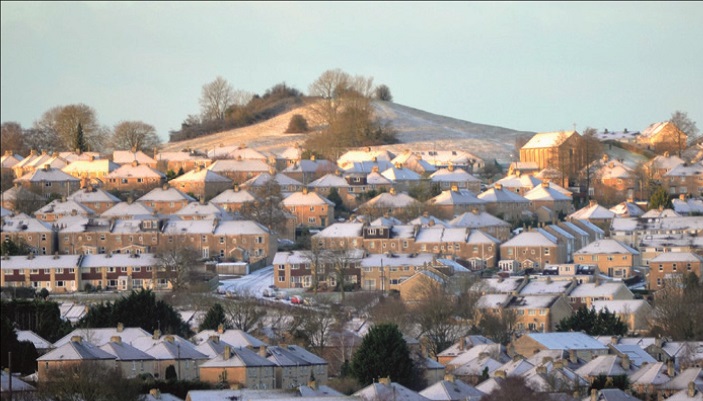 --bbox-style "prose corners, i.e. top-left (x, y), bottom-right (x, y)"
top-left (1, 122), bottom-right (29, 155)
top-left (200, 76), bottom-right (236, 121)
top-left (581, 127), bottom-right (604, 202)
top-left (238, 180), bottom-right (288, 235)
top-left (33, 104), bottom-right (105, 151)
top-left (154, 243), bottom-right (200, 292)
top-left (110, 120), bottom-right (162, 152)
top-left (650, 273), bottom-right (703, 340)
top-left (478, 308), bottom-right (518, 345)
top-left (223, 295), bottom-right (266, 332)
top-left (37, 361), bottom-right (142, 401)
top-left (670, 110), bottom-right (699, 145)
top-left (375, 84), bottom-right (393, 102)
